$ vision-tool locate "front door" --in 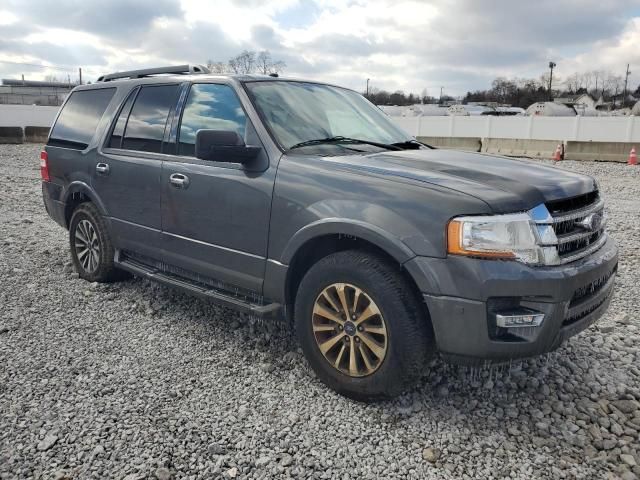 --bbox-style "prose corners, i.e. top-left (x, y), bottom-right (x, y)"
top-left (161, 83), bottom-right (274, 295)
top-left (94, 84), bottom-right (181, 262)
